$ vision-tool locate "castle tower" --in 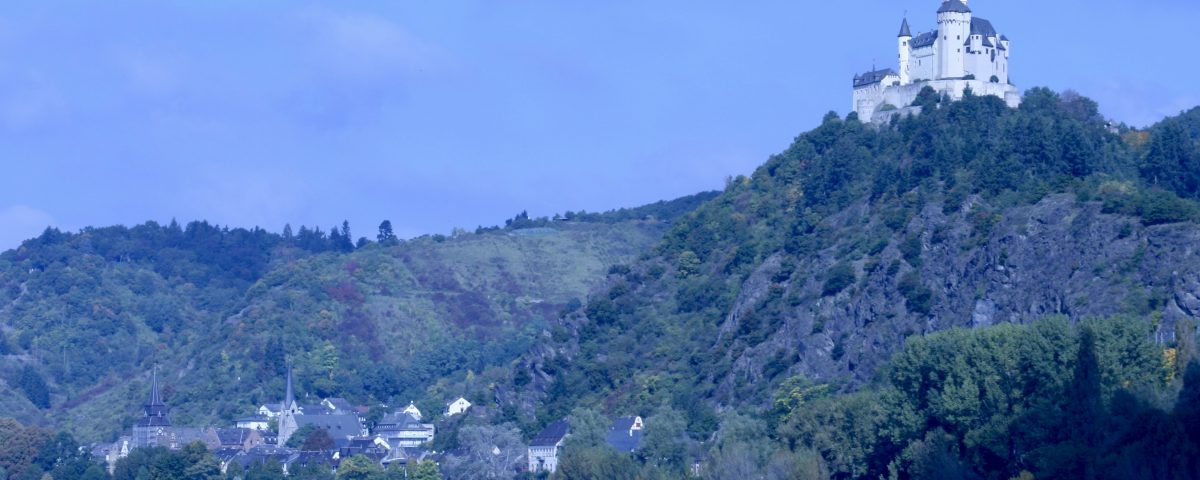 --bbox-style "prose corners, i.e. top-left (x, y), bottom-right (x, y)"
top-left (132, 367), bottom-right (171, 448)
top-left (277, 364), bottom-right (301, 446)
top-left (936, 0), bottom-right (971, 79)
top-left (897, 18), bottom-right (912, 85)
